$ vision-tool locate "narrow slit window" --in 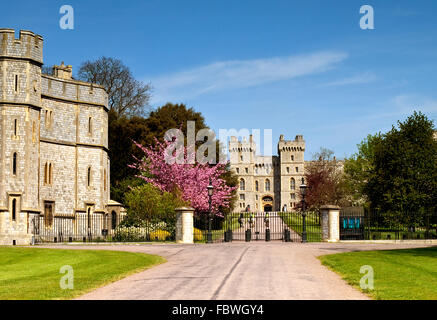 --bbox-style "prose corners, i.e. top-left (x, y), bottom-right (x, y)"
top-left (14, 119), bottom-right (17, 137)
top-left (14, 75), bottom-right (18, 92)
top-left (12, 199), bottom-right (16, 221)
top-left (48, 163), bottom-right (53, 185)
top-left (12, 153), bottom-right (17, 175)
top-left (87, 167), bottom-right (91, 187)
top-left (44, 162), bottom-right (48, 184)
top-left (88, 117), bottom-right (92, 134)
